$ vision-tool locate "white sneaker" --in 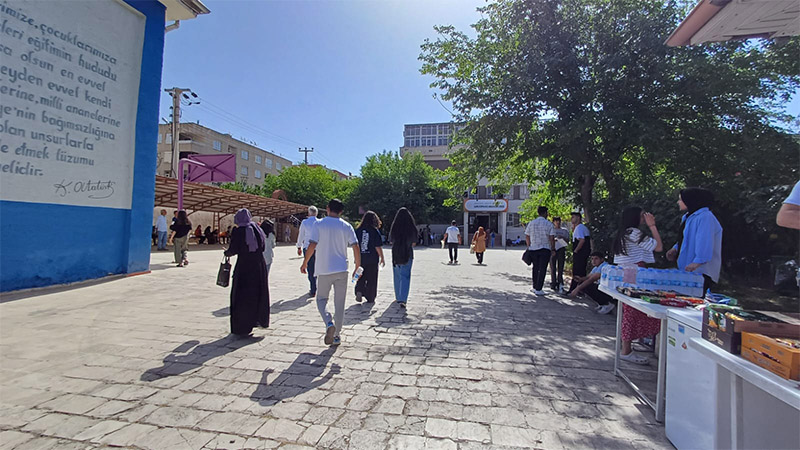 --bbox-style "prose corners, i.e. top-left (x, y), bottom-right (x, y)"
top-left (534, 290), bottom-right (545, 296)
top-left (597, 304), bottom-right (615, 315)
